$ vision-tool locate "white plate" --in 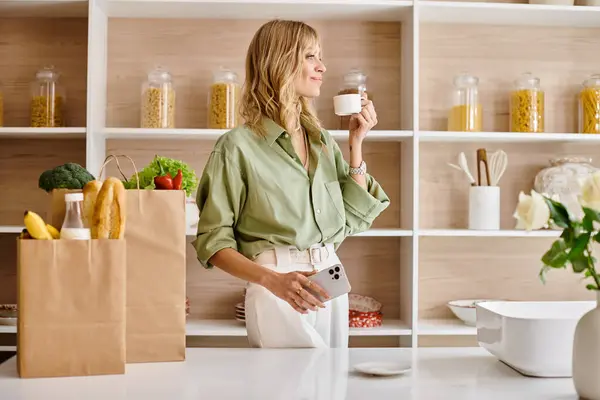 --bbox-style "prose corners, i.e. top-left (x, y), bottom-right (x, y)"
top-left (353, 361), bottom-right (411, 377)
